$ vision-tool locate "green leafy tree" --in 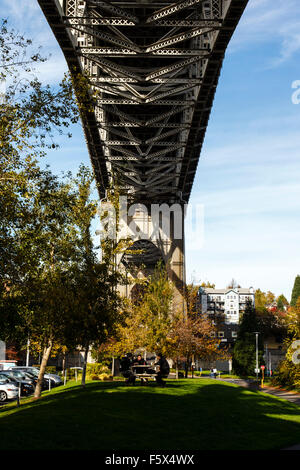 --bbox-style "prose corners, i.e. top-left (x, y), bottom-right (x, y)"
top-left (109, 262), bottom-right (174, 357)
top-left (232, 301), bottom-right (264, 376)
top-left (276, 294), bottom-right (289, 312)
top-left (291, 275), bottom-right (300, 307)
top-left (63, 167), bottom-right (124, 386)
top-left (0, 19), bottom-right (79, 286)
